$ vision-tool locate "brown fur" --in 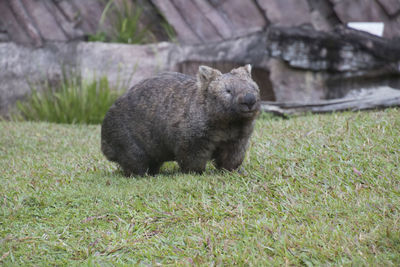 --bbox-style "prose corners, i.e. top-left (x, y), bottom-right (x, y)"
top-left (101, 65), bottom-right (260, 176)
